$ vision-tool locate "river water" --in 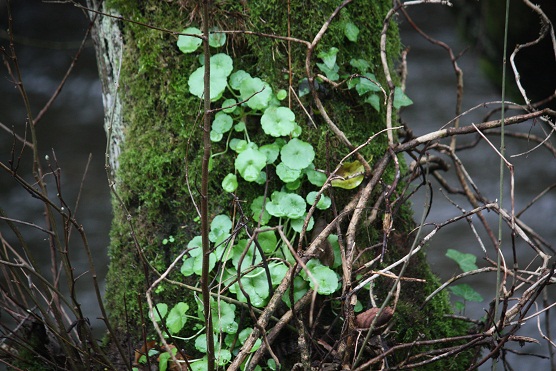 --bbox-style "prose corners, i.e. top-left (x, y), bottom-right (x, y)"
top-left (0, 2), bottom-right (554, 370)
